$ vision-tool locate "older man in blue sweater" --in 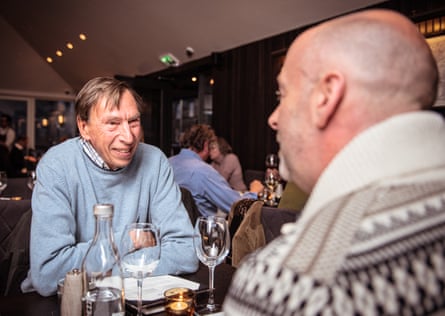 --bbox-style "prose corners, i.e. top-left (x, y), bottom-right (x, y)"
top-left (21, 77), bottom-right (198, 296)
